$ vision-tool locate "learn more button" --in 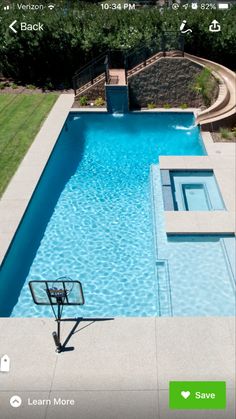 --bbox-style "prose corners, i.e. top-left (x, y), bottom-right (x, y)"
top-left (169, 381), bottom-right (226, 410)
